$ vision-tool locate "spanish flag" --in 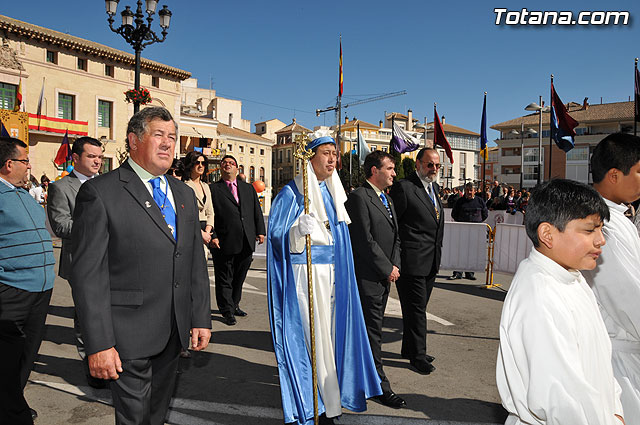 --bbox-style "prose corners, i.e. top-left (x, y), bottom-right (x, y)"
top-left (13, 79), bottom-right (22, 112)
